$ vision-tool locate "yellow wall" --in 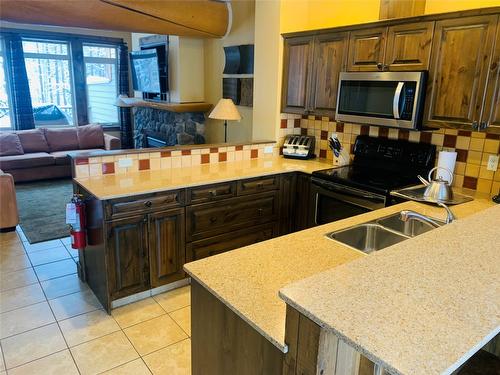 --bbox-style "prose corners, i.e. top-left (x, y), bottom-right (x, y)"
top-left (204, 0), bottom-right (255, 144)
top-left (425, 0), bottom-right (500, 14)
